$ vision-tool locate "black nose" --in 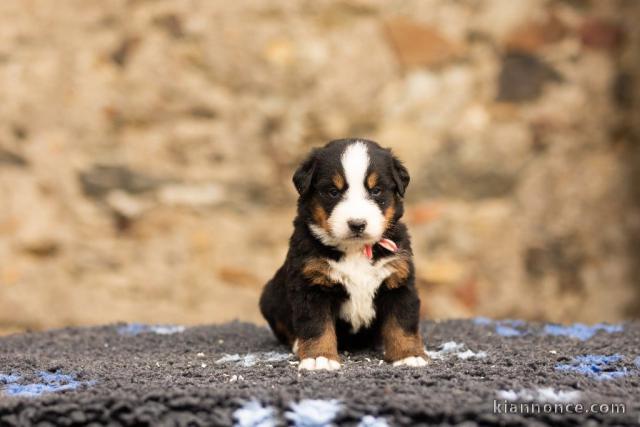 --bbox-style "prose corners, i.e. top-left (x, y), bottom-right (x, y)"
top-left (348, 219), bottom-right (367, 234)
